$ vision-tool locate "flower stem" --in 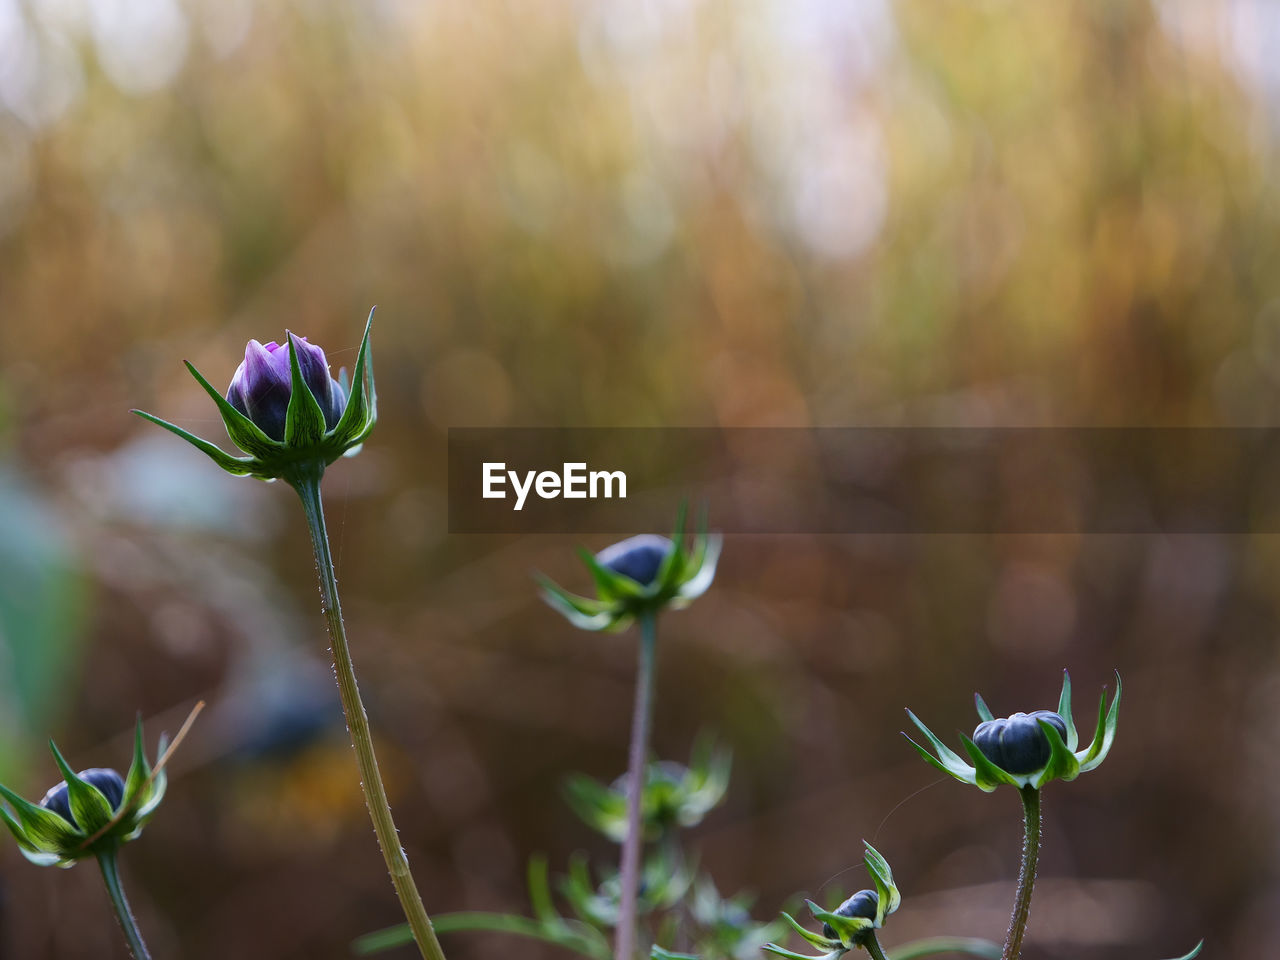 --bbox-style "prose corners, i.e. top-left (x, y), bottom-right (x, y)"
top-left (614, 611), bottom-right (659, 960)
top-left (292, 470), bottom-right (447, 960)
top-left (864, 931), bottom-right (891, 960)
top-left (1003, 786), bottom-right (1042, 960)
top-left (96, 847), bottom-right (152, 960)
